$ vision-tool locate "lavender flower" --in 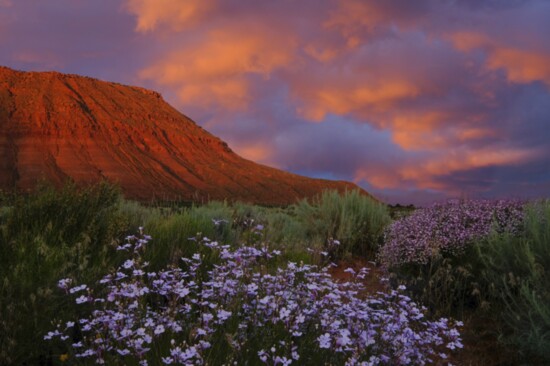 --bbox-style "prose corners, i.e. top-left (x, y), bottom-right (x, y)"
top-left (380, 199), bottom-right (524, 267)
top-left (47, 232), bottom-right (462, 365)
